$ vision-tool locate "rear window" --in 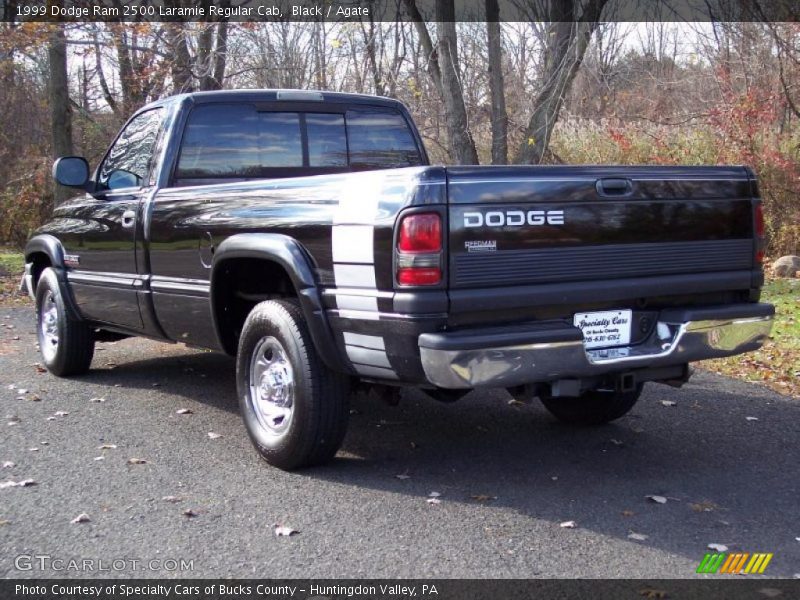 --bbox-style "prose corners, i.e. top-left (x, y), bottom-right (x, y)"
top-left (174, 103), bottom-right (421, 182)
top-left (346, 110), bottom-right (423, 169)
